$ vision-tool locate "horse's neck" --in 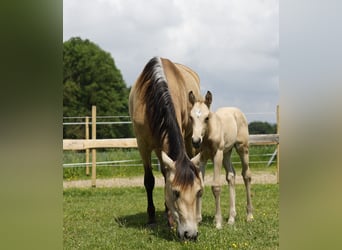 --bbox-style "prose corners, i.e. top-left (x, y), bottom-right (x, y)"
top-left (206, 112), bottom-right (223, 142)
